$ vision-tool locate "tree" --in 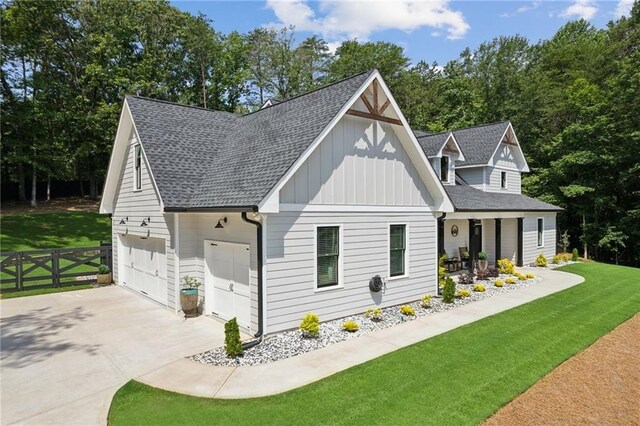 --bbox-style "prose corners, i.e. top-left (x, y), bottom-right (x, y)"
top-left (598, 227), bottom-right (628, 265)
